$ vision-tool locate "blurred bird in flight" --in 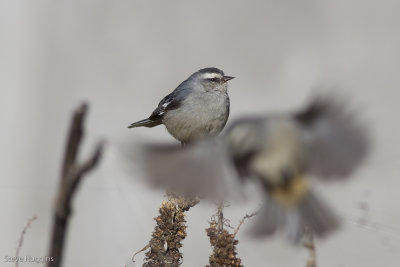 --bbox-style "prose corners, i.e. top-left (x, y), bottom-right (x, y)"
top-left (139, 94), bottom-right (370, 242)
